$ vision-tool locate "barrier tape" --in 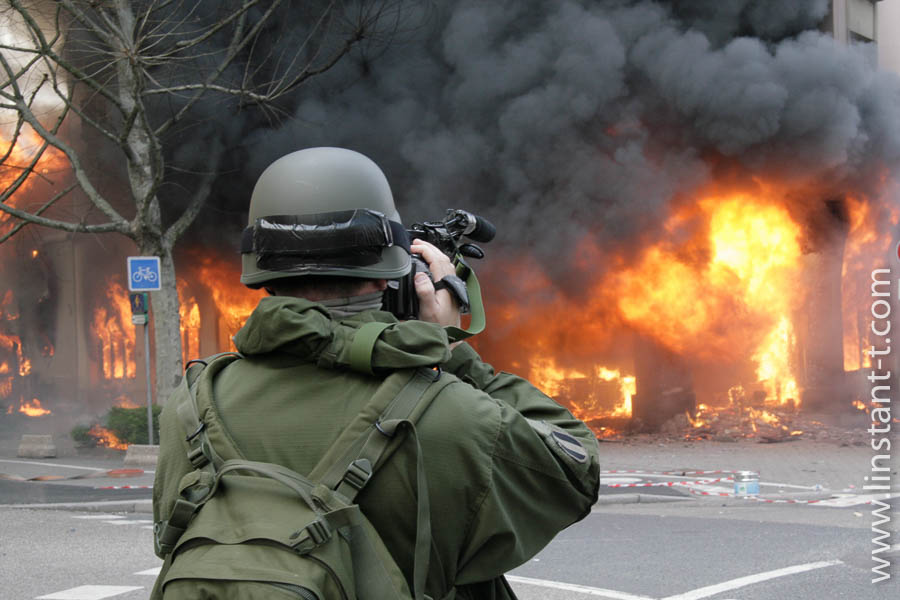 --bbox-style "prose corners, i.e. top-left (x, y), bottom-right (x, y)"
top-left (604, 477), bottom-right (733, 488)
top-left (602, 469), bottom-right (738, 476)
top-left (601, 468), bottom-right (835, 505)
